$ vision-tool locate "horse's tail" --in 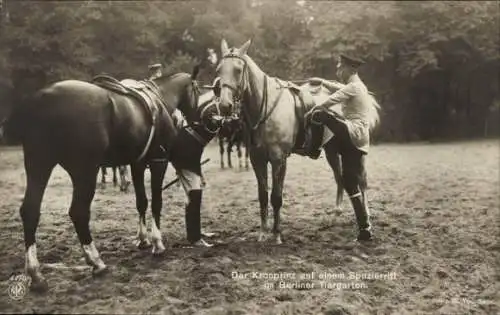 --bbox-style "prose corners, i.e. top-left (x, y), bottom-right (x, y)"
top-left (367, 93), bottom-right (381, 130)
top-left (4, 90), bottom-right (43, 144)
